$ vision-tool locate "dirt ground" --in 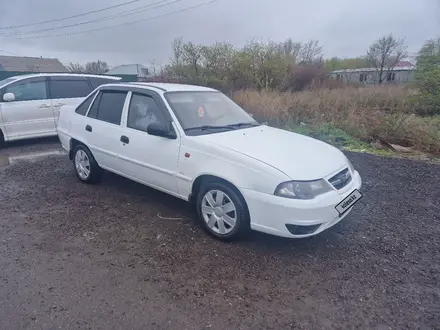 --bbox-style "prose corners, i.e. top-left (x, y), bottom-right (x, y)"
top-left (0, 137), bottom-right (439, 330)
